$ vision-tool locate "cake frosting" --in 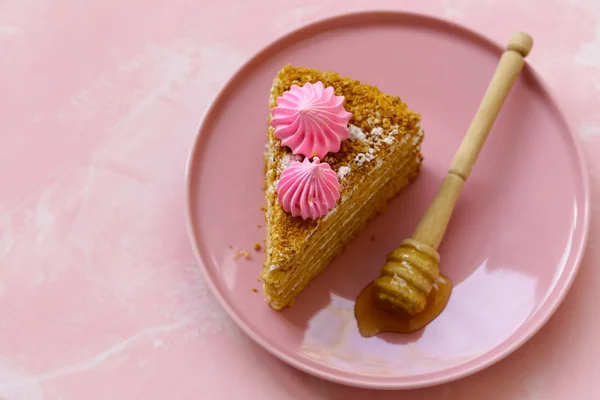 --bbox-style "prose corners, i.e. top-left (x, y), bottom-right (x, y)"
top-left (276, 157), bottom-right (340, 220)
top-left (270, 81), bottom-right (352, 158)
